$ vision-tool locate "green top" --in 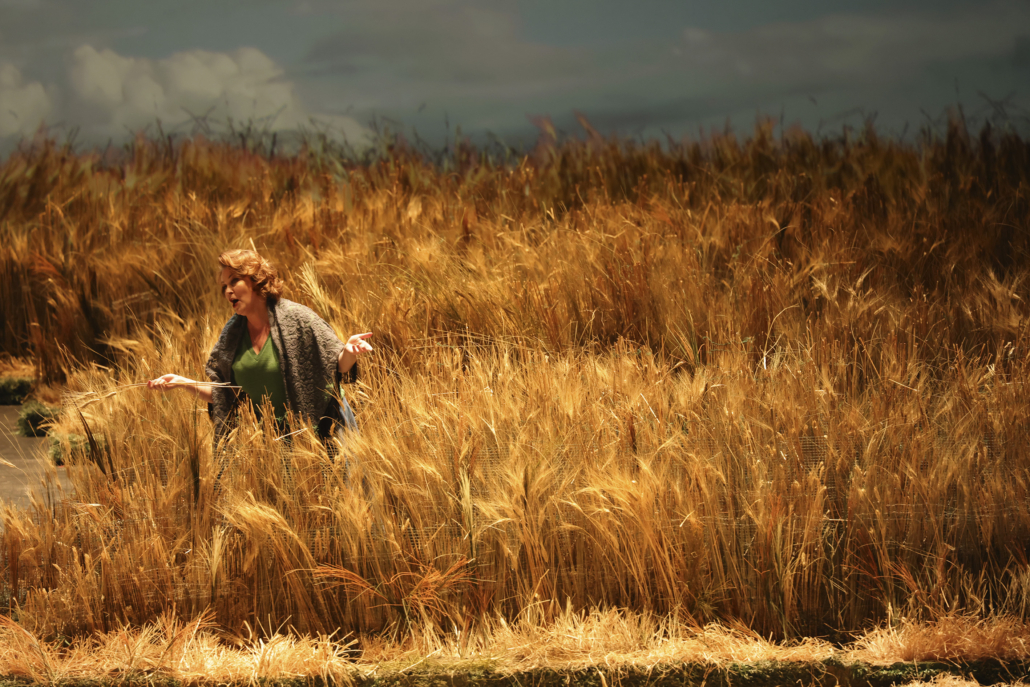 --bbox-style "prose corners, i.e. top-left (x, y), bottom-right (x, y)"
top-left (232, 328), bottom-right (289, 422)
